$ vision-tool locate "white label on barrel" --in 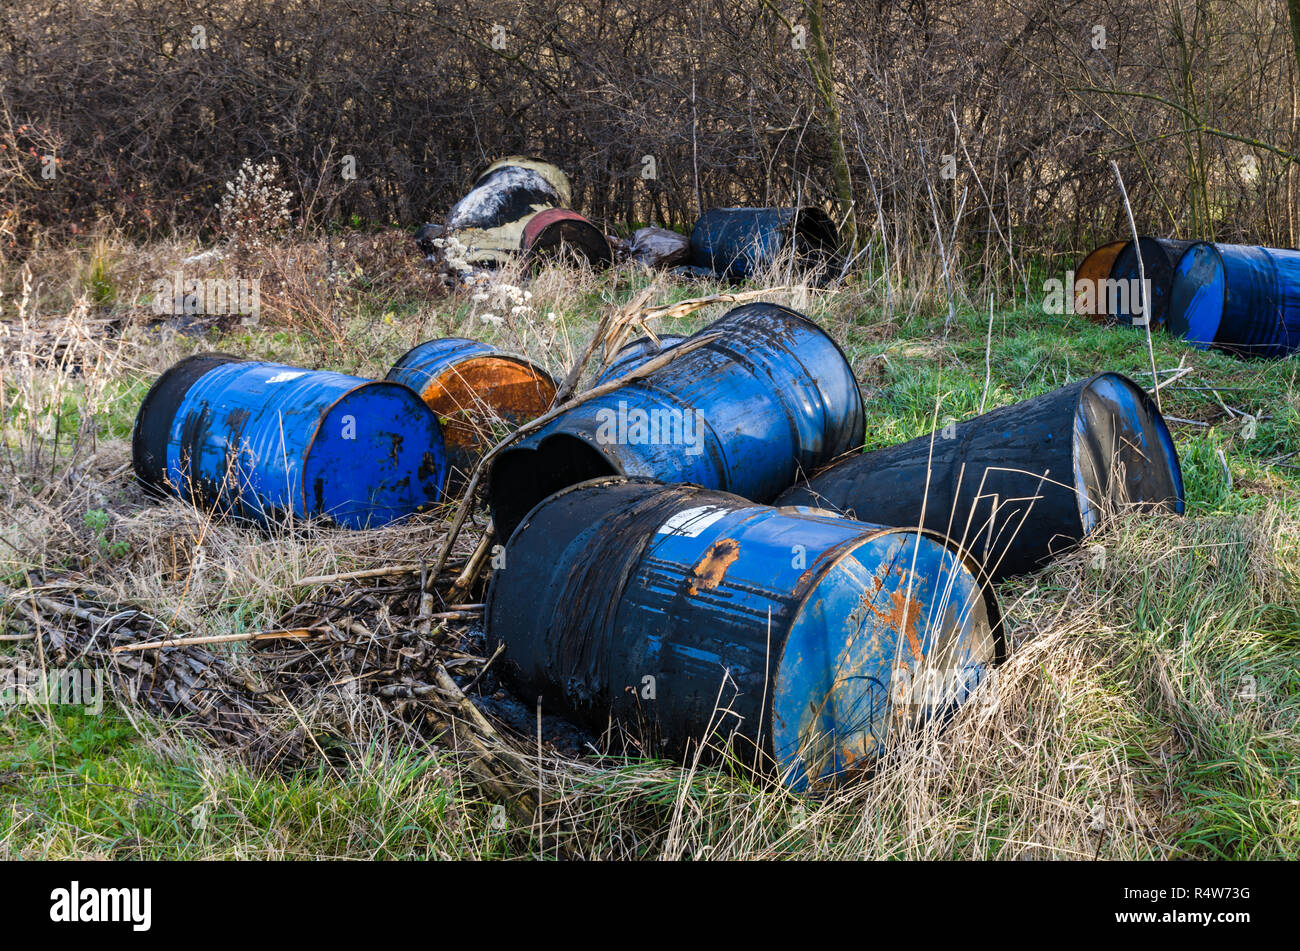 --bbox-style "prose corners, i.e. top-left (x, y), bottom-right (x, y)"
top-left (265, 370), bottom-right (307, 384)
top-left (656, 505), bottom-right (729, 538)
